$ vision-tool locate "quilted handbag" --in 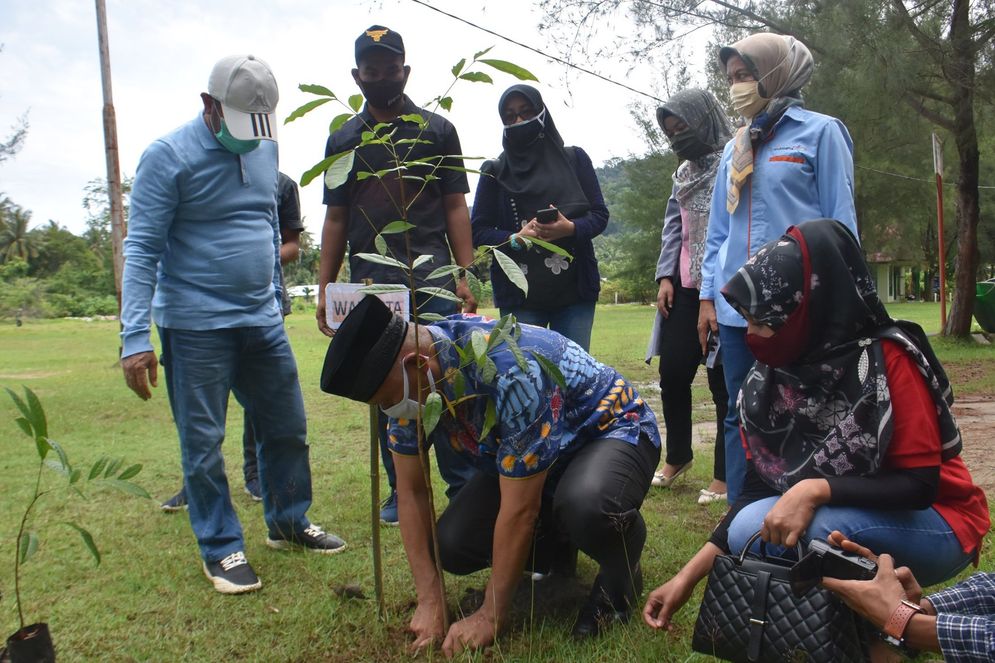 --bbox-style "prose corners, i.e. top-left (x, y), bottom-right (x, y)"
top-left (691, 531), bottom-right (864, 663)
